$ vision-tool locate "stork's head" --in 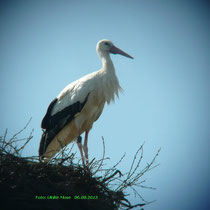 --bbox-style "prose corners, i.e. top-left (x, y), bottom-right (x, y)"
top-left (96, 39), bottom-right (133, 59)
